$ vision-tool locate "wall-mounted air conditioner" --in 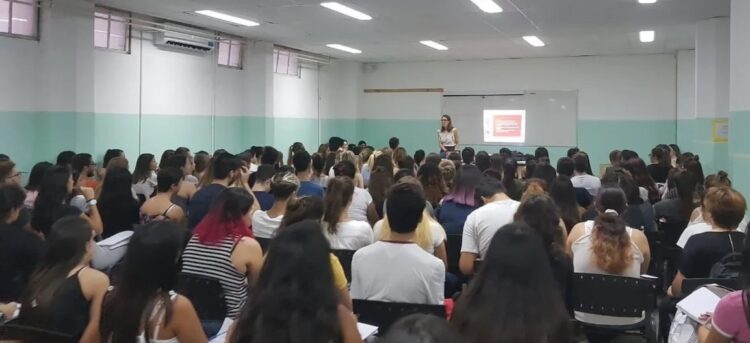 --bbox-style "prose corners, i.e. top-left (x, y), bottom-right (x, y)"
top-left (154, 30), bottom-right (215, 52)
